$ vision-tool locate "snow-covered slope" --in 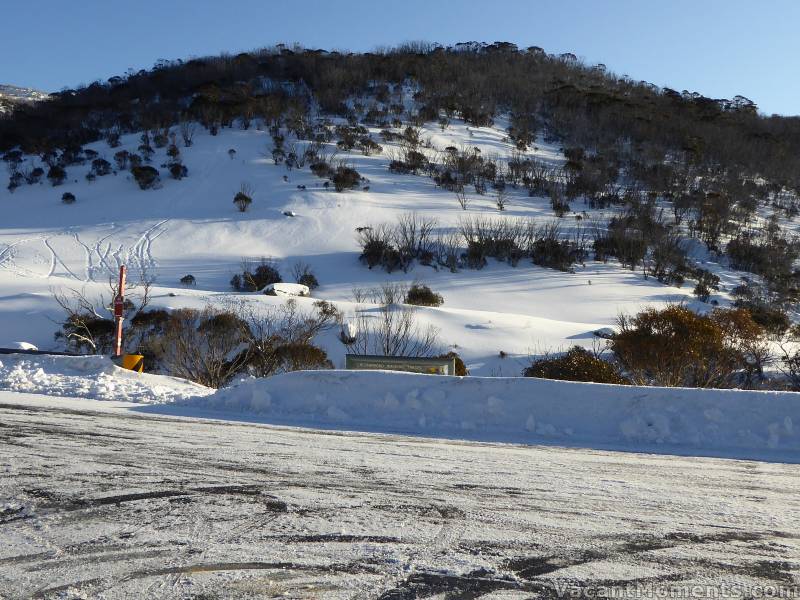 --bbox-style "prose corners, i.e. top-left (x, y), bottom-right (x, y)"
top-left (0, 119), bottom-right (720, 375)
